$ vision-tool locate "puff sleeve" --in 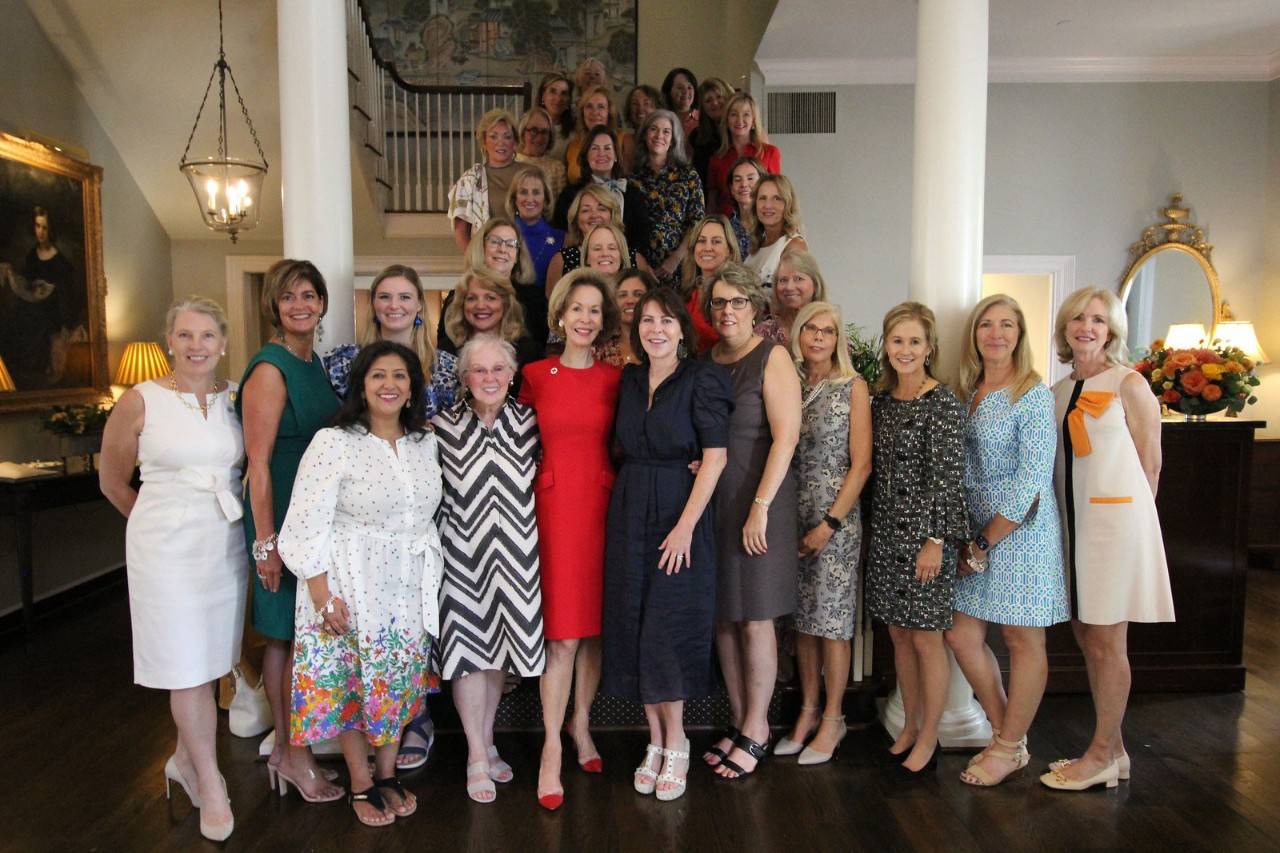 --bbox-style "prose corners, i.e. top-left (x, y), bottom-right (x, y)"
top-left (277, 427), bottom-right (349, 580)
top-left (692, 361), bottom-right (733, 450)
